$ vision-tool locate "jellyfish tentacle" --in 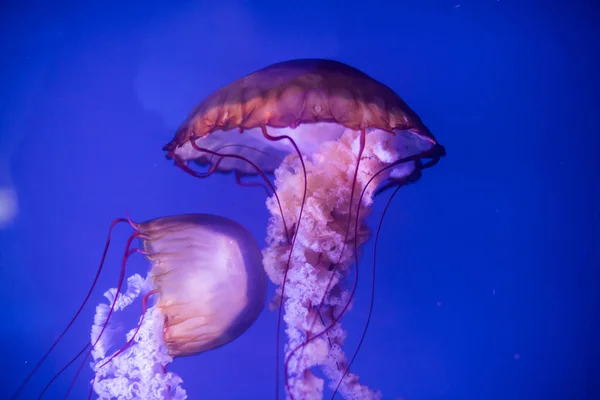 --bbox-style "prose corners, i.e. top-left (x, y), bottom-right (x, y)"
top-left (332, 184), bottom-right (402, 398)
top-left (215, 143), bottom-right (288, 168)
top-left (161, 363), bottom-right (172, 400)
top-left (97, 289), bottom-right (159, 370)
top-left (125, 210), bottom-right (139, 230)
top-left (210, 143), bottom-right (289, 196)
top-left (316, 146), bottom-right (443, 398)
top-left (301, 127), bottom-right (366, 346)
top-left (11, 217), bottom-right (128, 400)
top-left (37, 343), bottom-right (90, 399)
top-left (184, 141), bottom-right (292, 243)
top-left (260, 126), bottom-right (309, 400)
top-left (87, 289), bottom-right (160, 400)
top-left (280, 128), bottom-right (366, 400)
top-left (280, 134), bottom-right (443, 400)
top-left (235, 170), bottom-right (271, 196)
top-left (65, 231), bottom-right (141, 399)
top-left (174, 152), bottom-right (223, 178)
